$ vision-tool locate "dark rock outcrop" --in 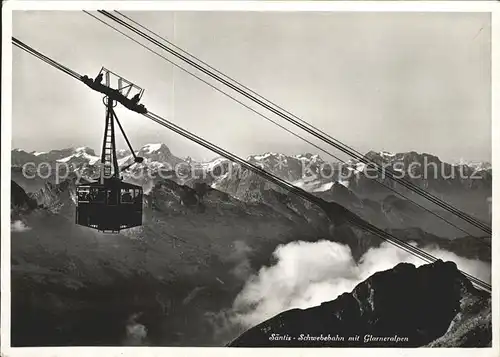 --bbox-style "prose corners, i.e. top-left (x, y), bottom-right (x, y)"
top-left (228, 260), bottom-right (491, 347)
top-left (11, 180), bottom-right (38, 211)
